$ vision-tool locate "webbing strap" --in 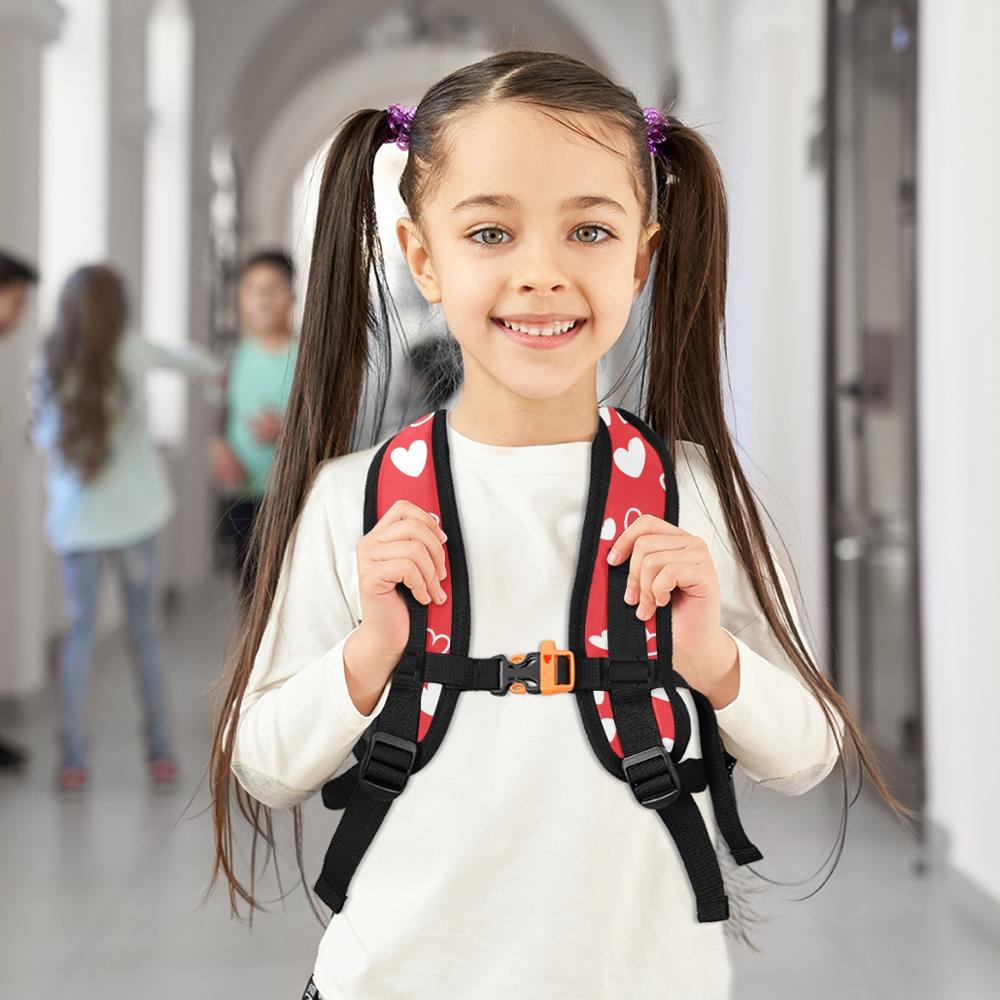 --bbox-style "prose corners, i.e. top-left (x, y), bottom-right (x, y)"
top-left (688, 686), bottom-right (763, 866)
top-left (411, 652), bottom-right (671, 692)
top-left (611, 685), bottom-right (730, 922)
top-left (313, 627), bottom-right (426, 911)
